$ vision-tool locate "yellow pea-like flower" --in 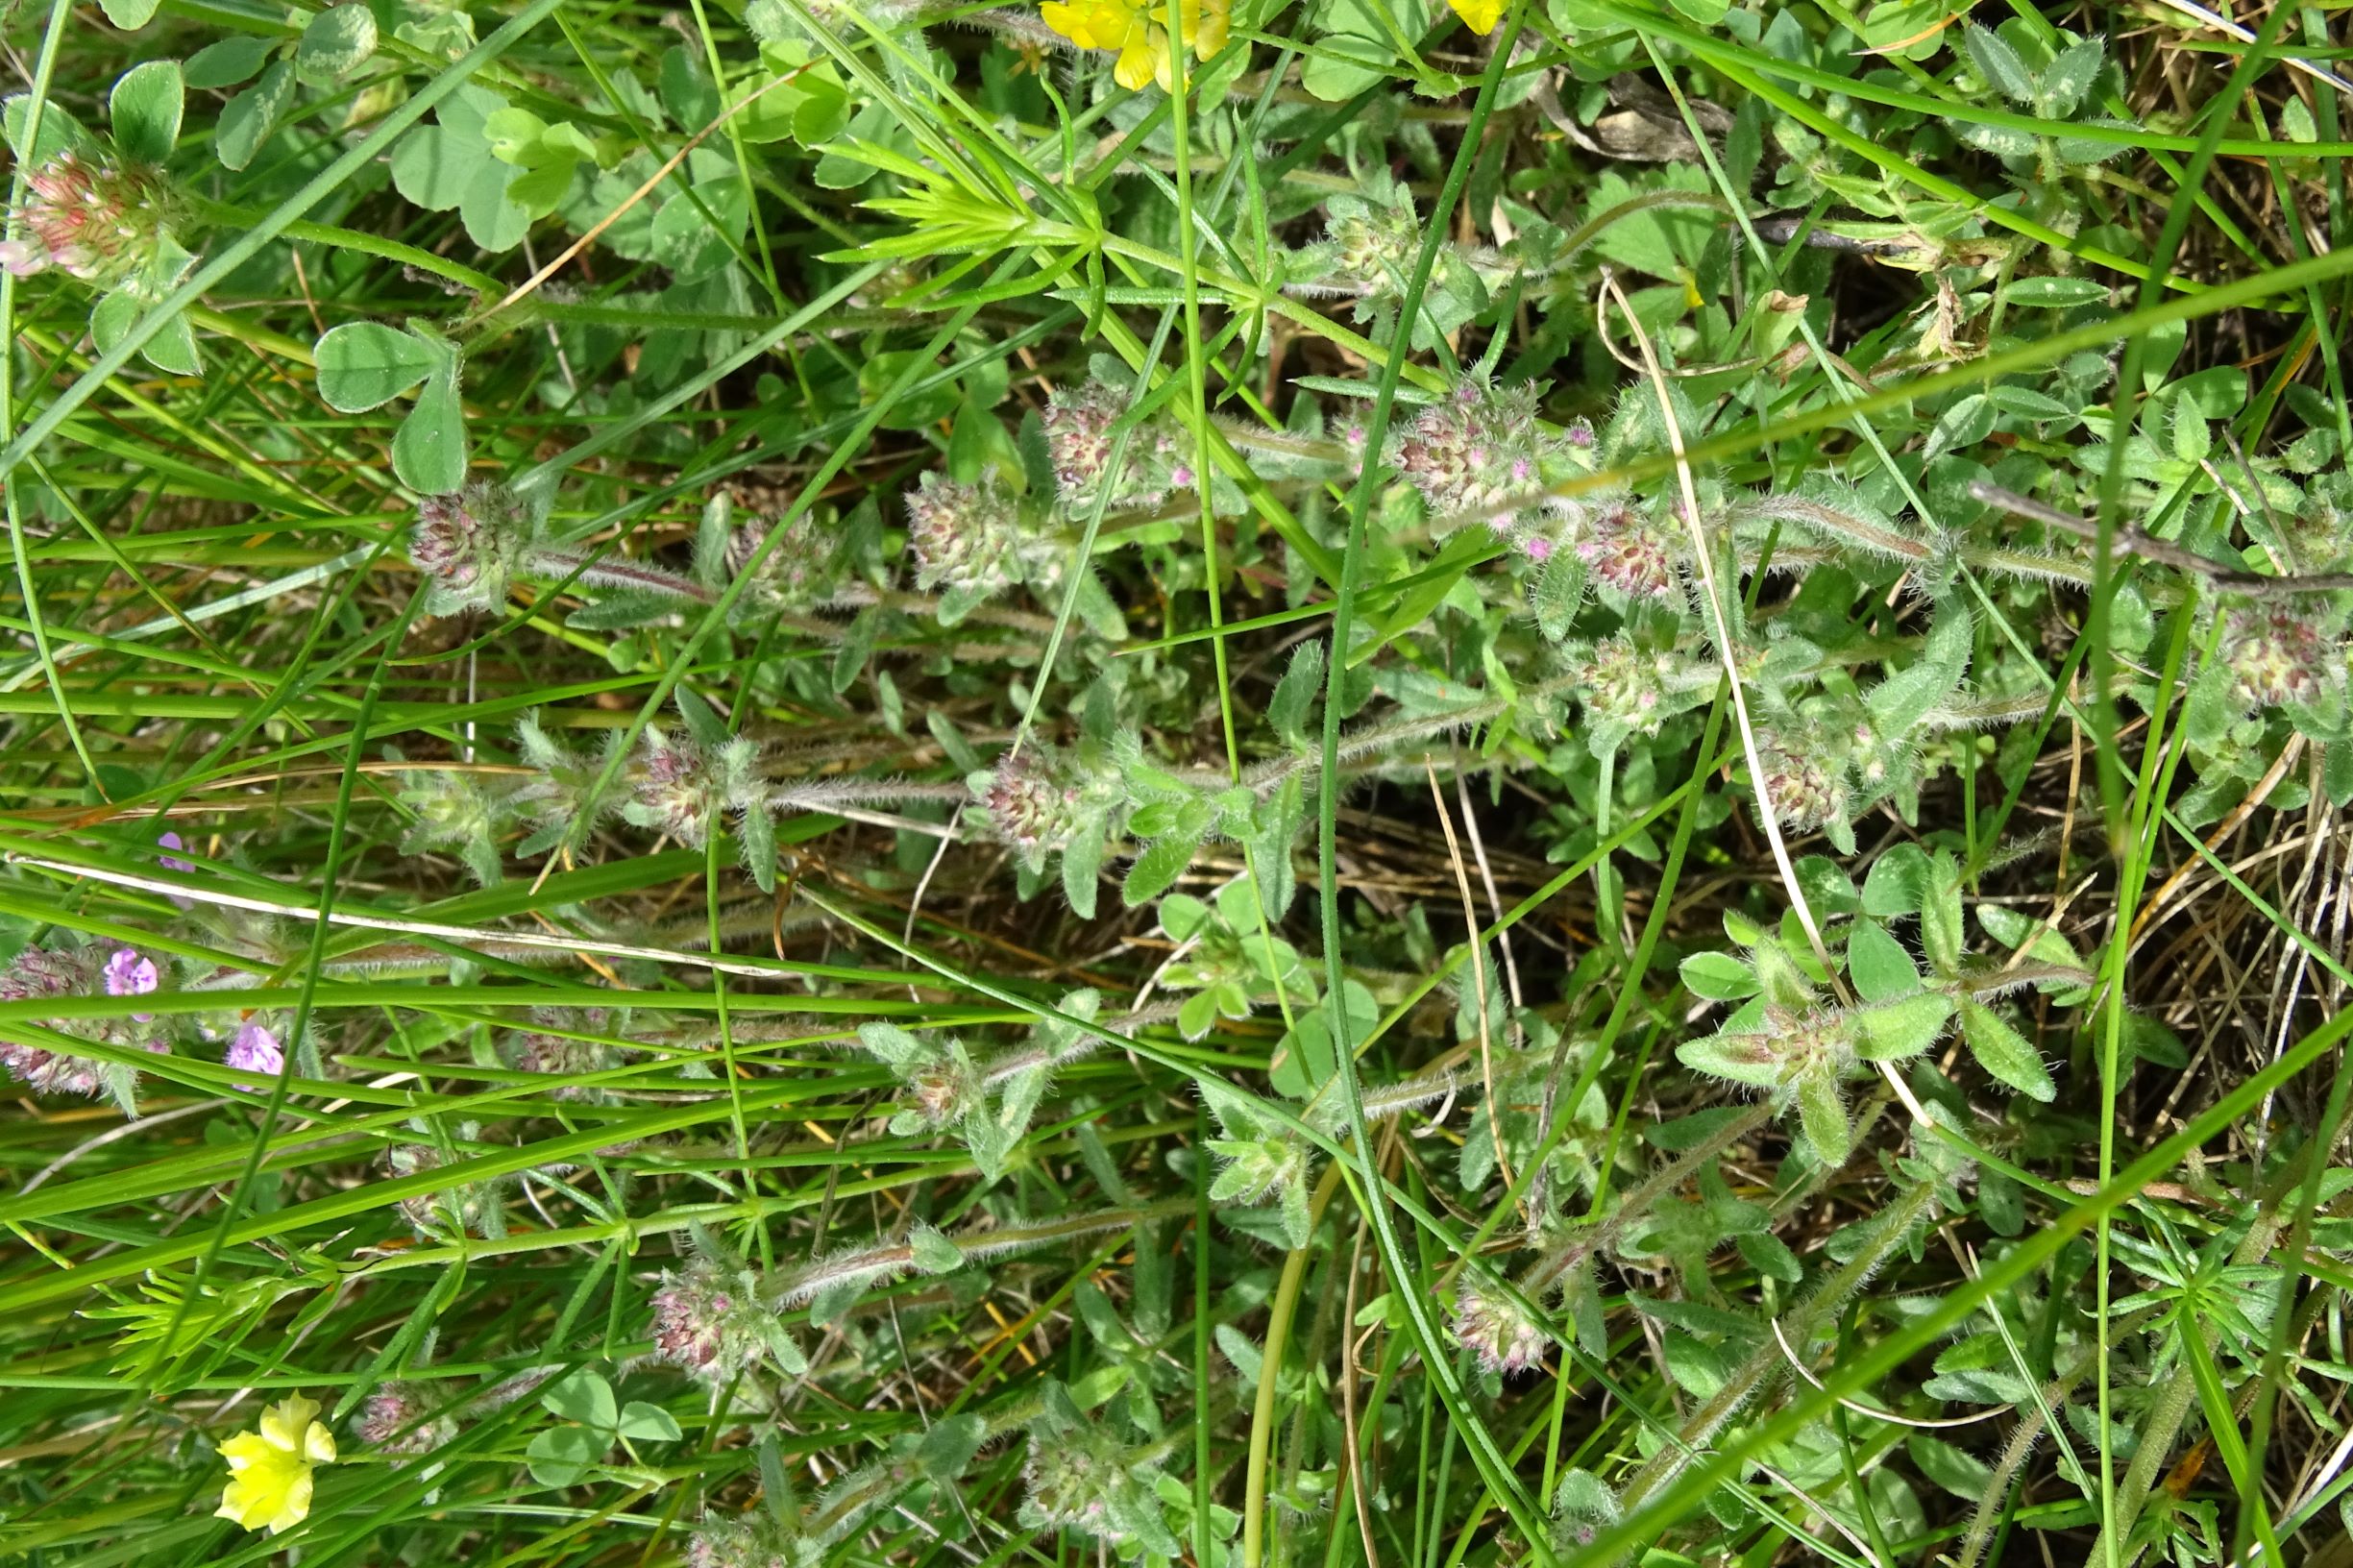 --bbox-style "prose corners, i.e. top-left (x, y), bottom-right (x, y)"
top-left (216, 1394), bottom-right (337, 1535)
top-left (1122, 26), bottom-right (1167, 91)
top-left (1040, 0), bottom-right (1233, 91)
top-left (1184, 0), bottom-right (1232, 56)
top-left (1041, 0), bottom-right (1145, 54)
top-left (1450, 0), bottom-right (1506, 34)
